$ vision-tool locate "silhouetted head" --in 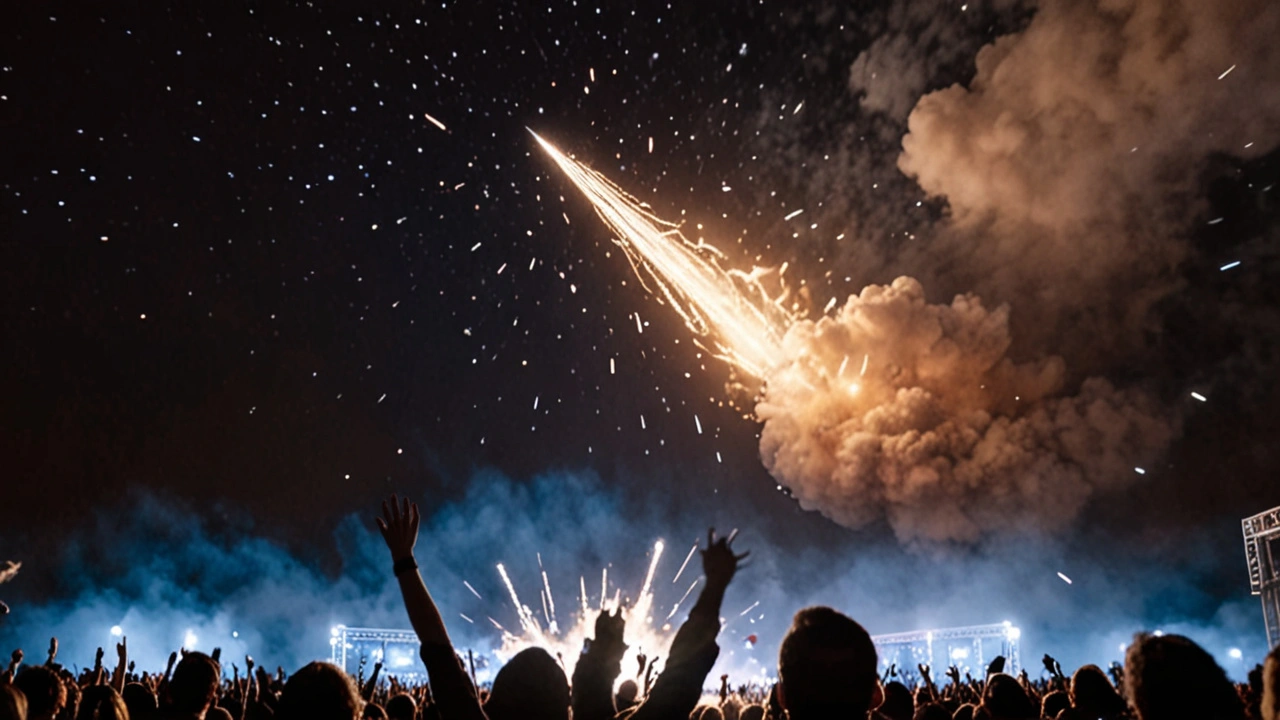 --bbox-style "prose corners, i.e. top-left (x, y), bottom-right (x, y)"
top-left (615, 679), bottom-right (639, 709)
top-left (361, 703), bottom-right (387, 720)
top-left (484, 648), bottom-right (569, 720)
top-left (206, 707), bottom-right (234, 720)
top-left (700, 706), bottom-right (723, 720)
top-left (777, 606), bottom-right (880, 720)
top-left (1040, 689), bottom-right (1070, 719)
top-left (14, 666), bottom-right (66, 720)
top-left (738, 703), bottom-right (764, 720)
top-left (0, 685), bottom-right (27, 720)
top-left (1070, 663), bottom-right (1125, 717)
top-left (168, 652), bottom-right (221, 716)
top-left (121, 682), bottom-right (157, 720)
top-left (275, 661), bottom-right (361, 720)
top-left (75, 686), bottom-right (128, 720)
top-left (1124, 632), bottom-right (1243, 720)
top-left (1263, 644), bottom-right (1280, 720)
top-left (880, 681), bottom-right (914, 720)
top-left (384, 694), bottom-right (416, 720)
top-left (952, 703), bottom-right (977, 720)
top-left (980, 674), bottom-right (1035, 720)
